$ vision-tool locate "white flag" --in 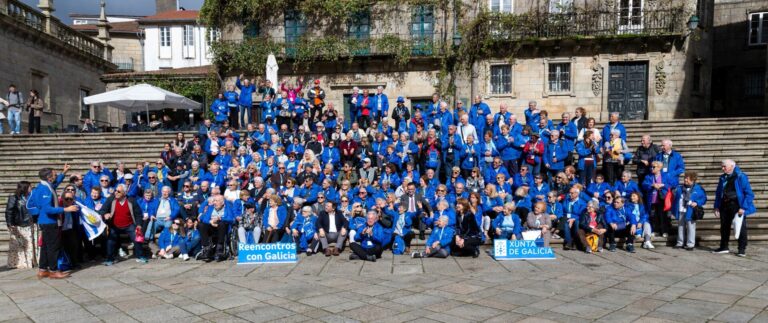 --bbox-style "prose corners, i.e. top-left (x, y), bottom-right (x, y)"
top-left (77, 202), bottom-right (106, 241)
